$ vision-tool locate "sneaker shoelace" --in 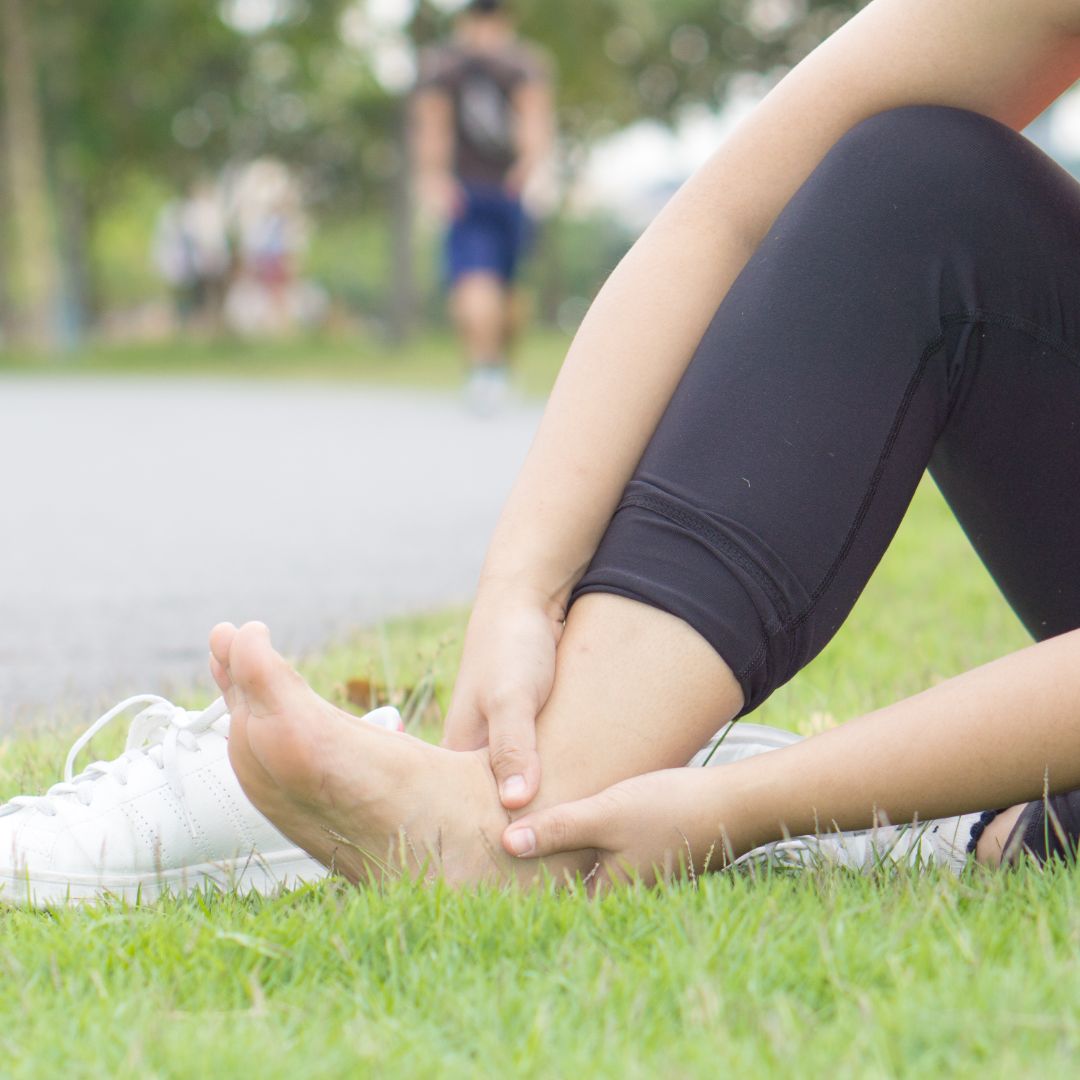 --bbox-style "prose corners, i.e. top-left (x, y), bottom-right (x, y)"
top-left (0, 696), bottom-right (228, 820)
